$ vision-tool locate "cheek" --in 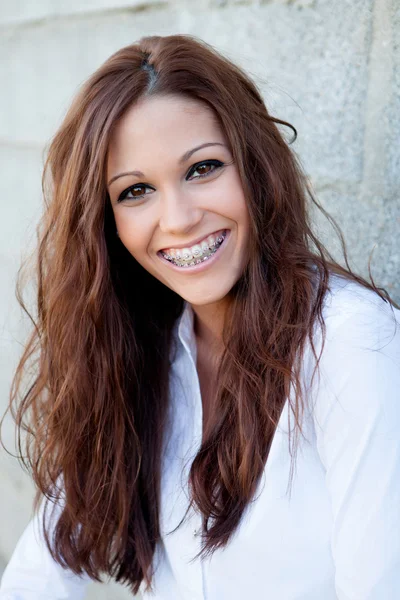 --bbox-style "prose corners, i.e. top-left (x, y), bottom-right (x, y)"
top-left (216, 172), bottom-right (249, 222)
top-left (115, 215), bottom-right (151, 260)
top-left (219, 189), bottom-right (250, 228)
